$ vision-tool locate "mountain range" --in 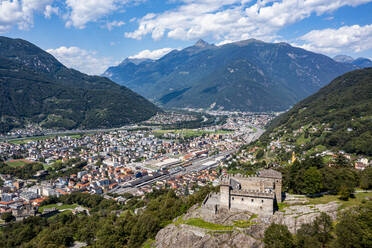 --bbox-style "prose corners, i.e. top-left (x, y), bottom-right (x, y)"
top-left (262, 67), bottom-right (372, 155)
top-left (0, 36), bottom-right (160, 133)
top-left (333, 55), bottom-right (372, 68)
top-left (104, 39), bottom-right (355, 112)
